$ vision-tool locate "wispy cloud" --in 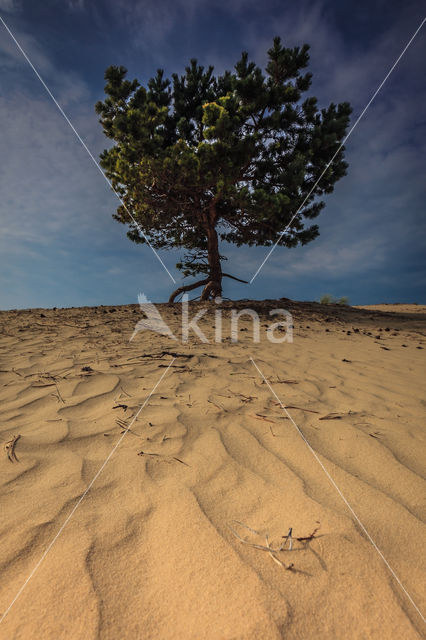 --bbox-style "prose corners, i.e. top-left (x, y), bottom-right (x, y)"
top-left (0, 27), bottom-right (52, 72)
top-left (66, 0), bottom-right (85, 9)
top-left (0, 91), bottom-right (107, 248)
top-left (0, 0), bottom-right (20, 13)
top-left (105, 0), bottom-right (259, 53)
